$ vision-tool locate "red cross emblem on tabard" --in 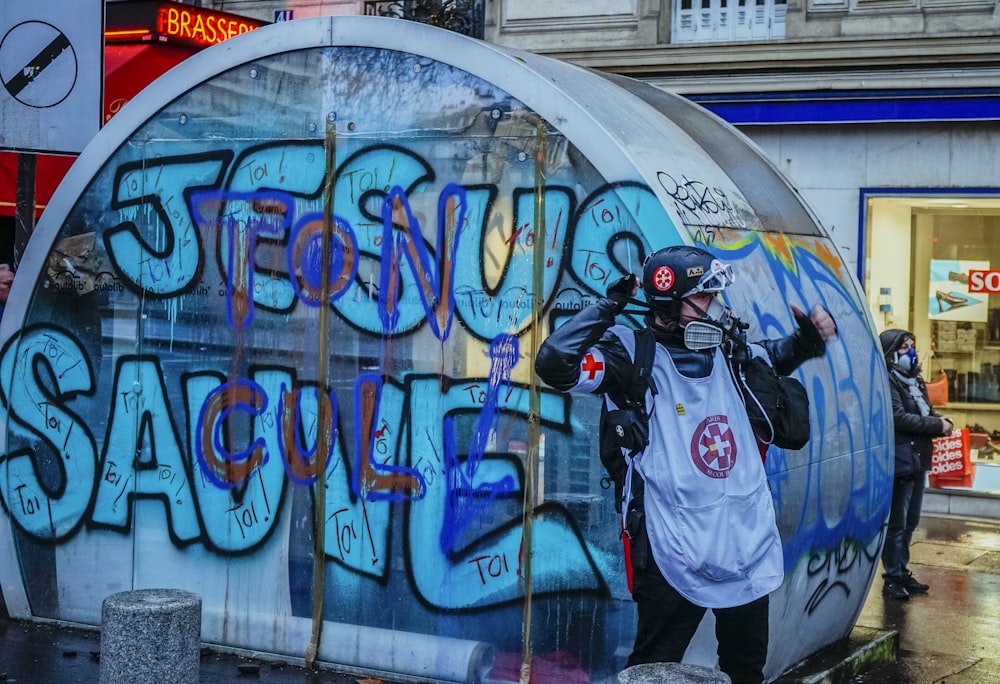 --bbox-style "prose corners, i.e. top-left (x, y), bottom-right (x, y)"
top-left (581, 353), bottom-right (604, 380)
